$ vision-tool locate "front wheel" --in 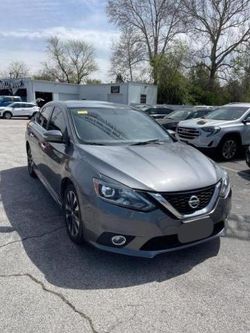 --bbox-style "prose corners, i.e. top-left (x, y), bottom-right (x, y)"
top-left (3, 111), bottom-right (12, 119)
top-left (218, 137), bottom-right (239, 160)
top-left (63, 185), bottom-right (85, 244)
top-left (27, 146), bottom-right (37, 178)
